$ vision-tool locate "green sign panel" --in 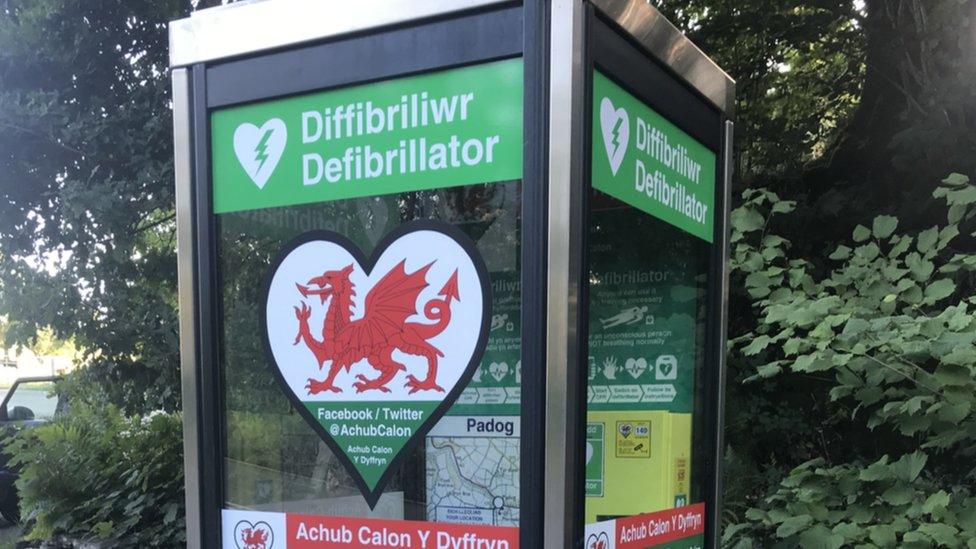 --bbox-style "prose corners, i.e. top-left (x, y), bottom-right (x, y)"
top-left (211, 58), bottom-right (523, 213)
top-left (591, 71), bottom-right (716, 242)
top-left (451, 270), bottom-right (521, 416)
